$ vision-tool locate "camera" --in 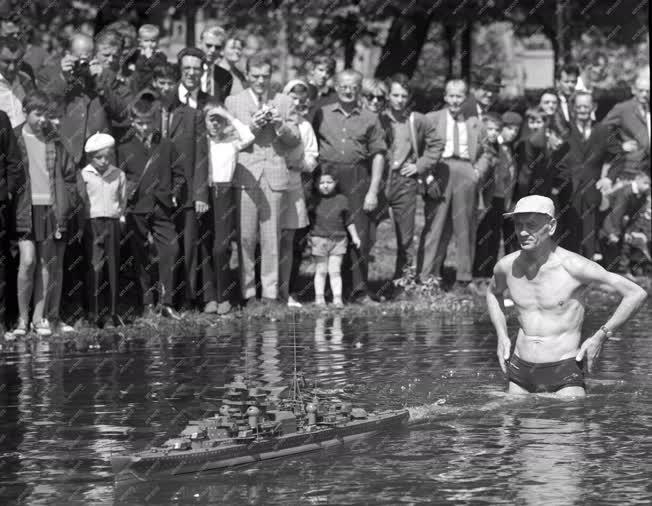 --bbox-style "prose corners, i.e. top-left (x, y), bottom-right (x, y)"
top-left (72, 58), bottom-right (90, 76)
top-left (259, 104), bottom-right (277, 123)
